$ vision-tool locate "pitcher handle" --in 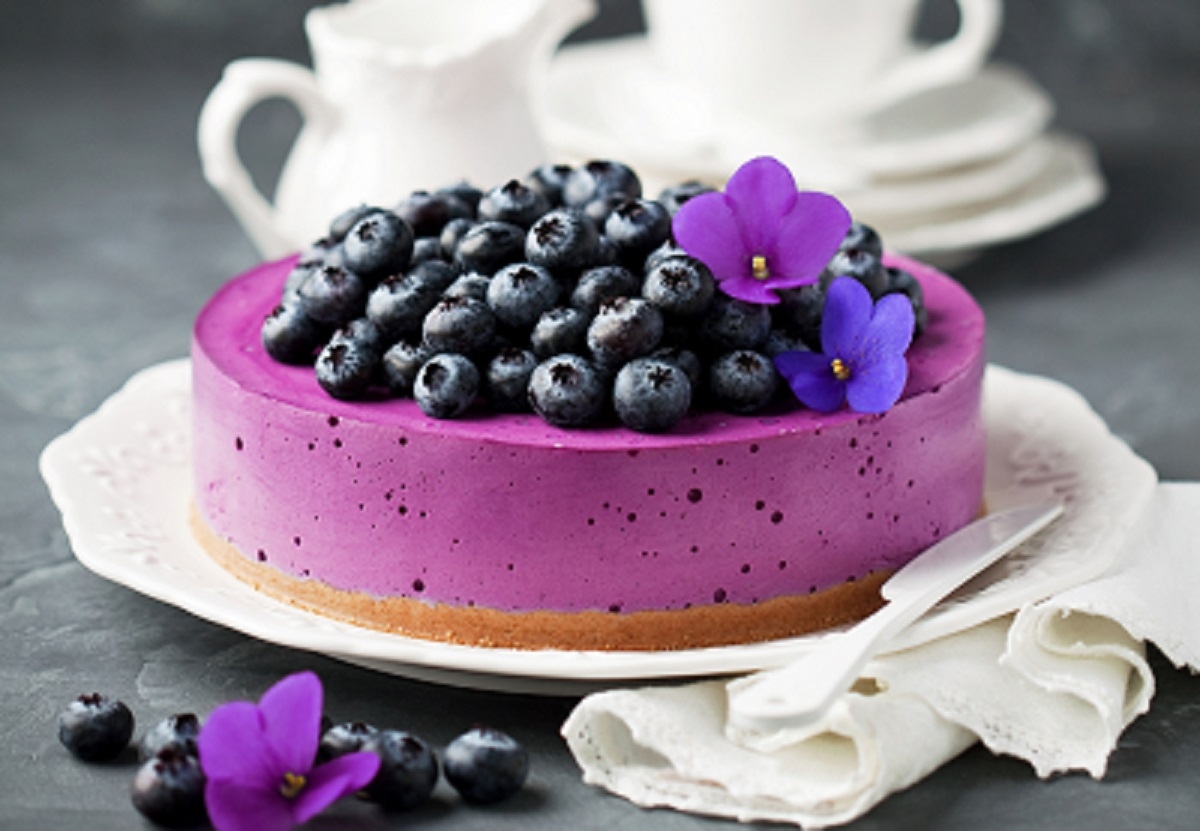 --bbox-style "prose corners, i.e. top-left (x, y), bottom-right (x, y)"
top-left (871, 0), bottom-right (1002, 110)
top-left (197, 58), bottom-right (336, 259)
